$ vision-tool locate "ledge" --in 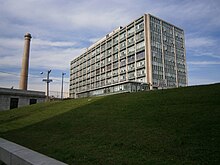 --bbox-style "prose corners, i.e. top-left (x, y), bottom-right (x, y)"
top-left (0, 138), bottom-right (67, 165)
